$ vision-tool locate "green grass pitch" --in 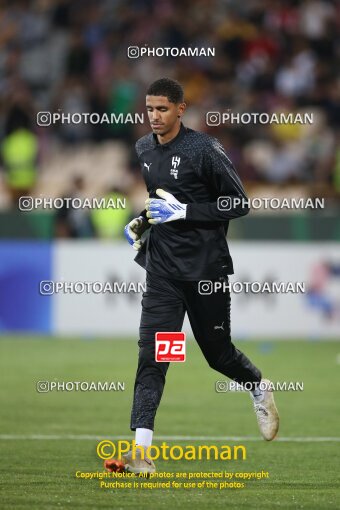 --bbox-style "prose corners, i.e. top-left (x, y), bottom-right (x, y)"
top-left (0, 338), bottom-right (339, 509)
